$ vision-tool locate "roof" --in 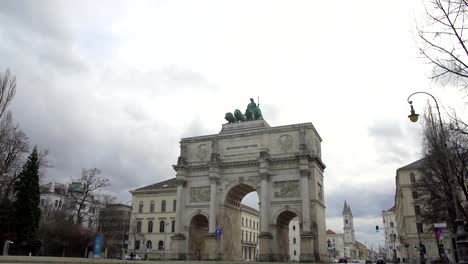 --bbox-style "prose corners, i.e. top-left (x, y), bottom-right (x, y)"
top-left (398, 158), bottom-right (425, 171)
top-left (240, 204), bottom-right (260, 215)
top-left (386, 205), bottom-right (395, 212)
top-left (326, 229), bottom-right (337, 234)
top-left (133, 178), bottom-right (177, 192)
